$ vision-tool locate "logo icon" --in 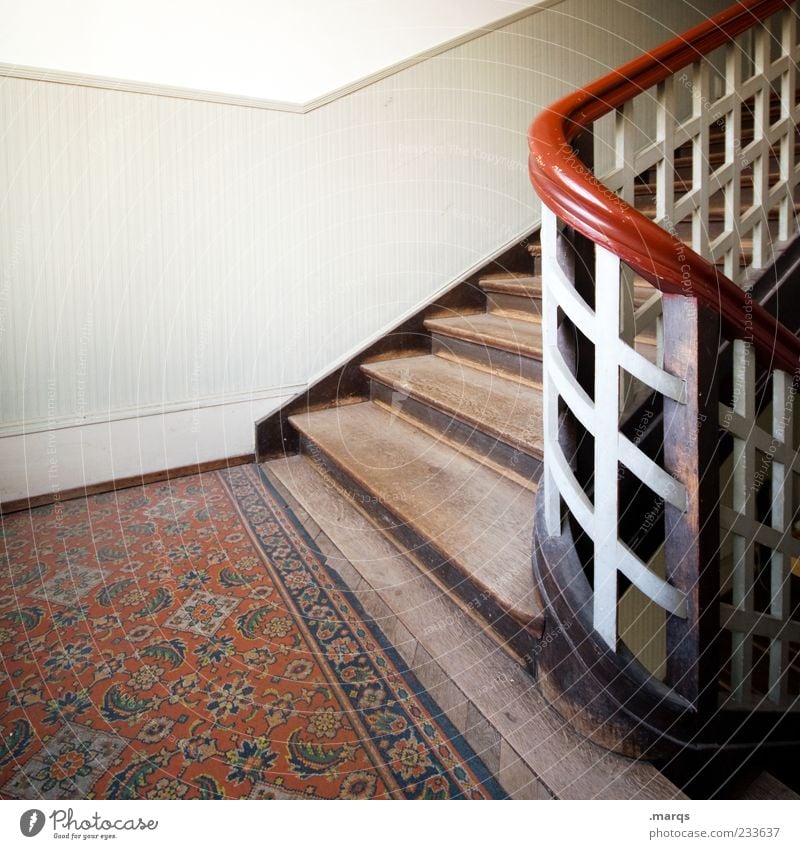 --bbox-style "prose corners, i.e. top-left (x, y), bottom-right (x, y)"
top-left (20, 810), bottom-right (45, 837)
